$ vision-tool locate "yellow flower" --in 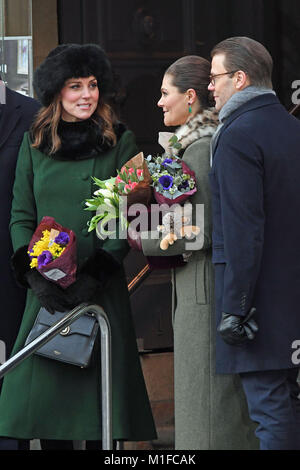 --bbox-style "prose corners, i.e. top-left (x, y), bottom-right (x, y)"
top-left (30, 241), bottom-right (47, 257)
top-left (41, 230), bottom-right (50, 240)
top-left (48, 243), bottom-right (65, 258)
top-left (30, 257), bottom-right (38, 268)
top-left (28, 229), bottom-right (66, 269)
top-left (29, 231), bottom-right (52, 257)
